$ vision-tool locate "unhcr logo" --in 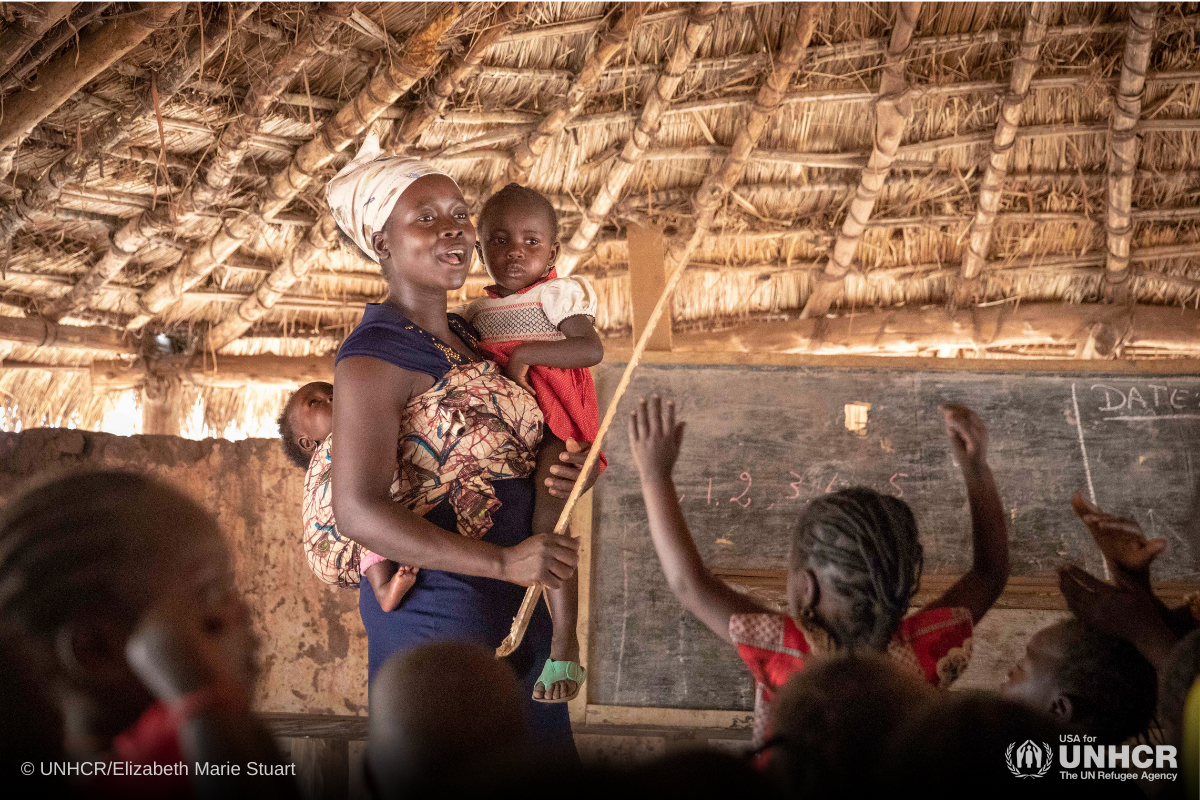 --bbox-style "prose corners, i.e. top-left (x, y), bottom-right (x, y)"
top-left (1006, 740), bottom-right (1053, 778)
